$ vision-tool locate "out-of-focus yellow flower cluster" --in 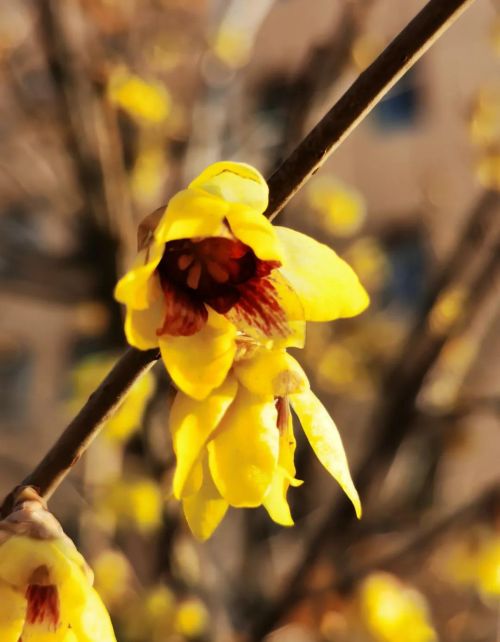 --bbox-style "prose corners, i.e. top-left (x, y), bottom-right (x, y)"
top-left (92, 549), bottom-right (208, 642)
top-left (447, 529), bottom-right (500, 601)
top-left (69, 352), bottom-right (155, 444)
top-left (359, 573), bottom-right (437, 642)
top-left (108, 67), bottom-right (172, 124)
top-left (307, 176), bottom-right (366, 238)
top-left (469, 86), bottom-right (500, 190)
